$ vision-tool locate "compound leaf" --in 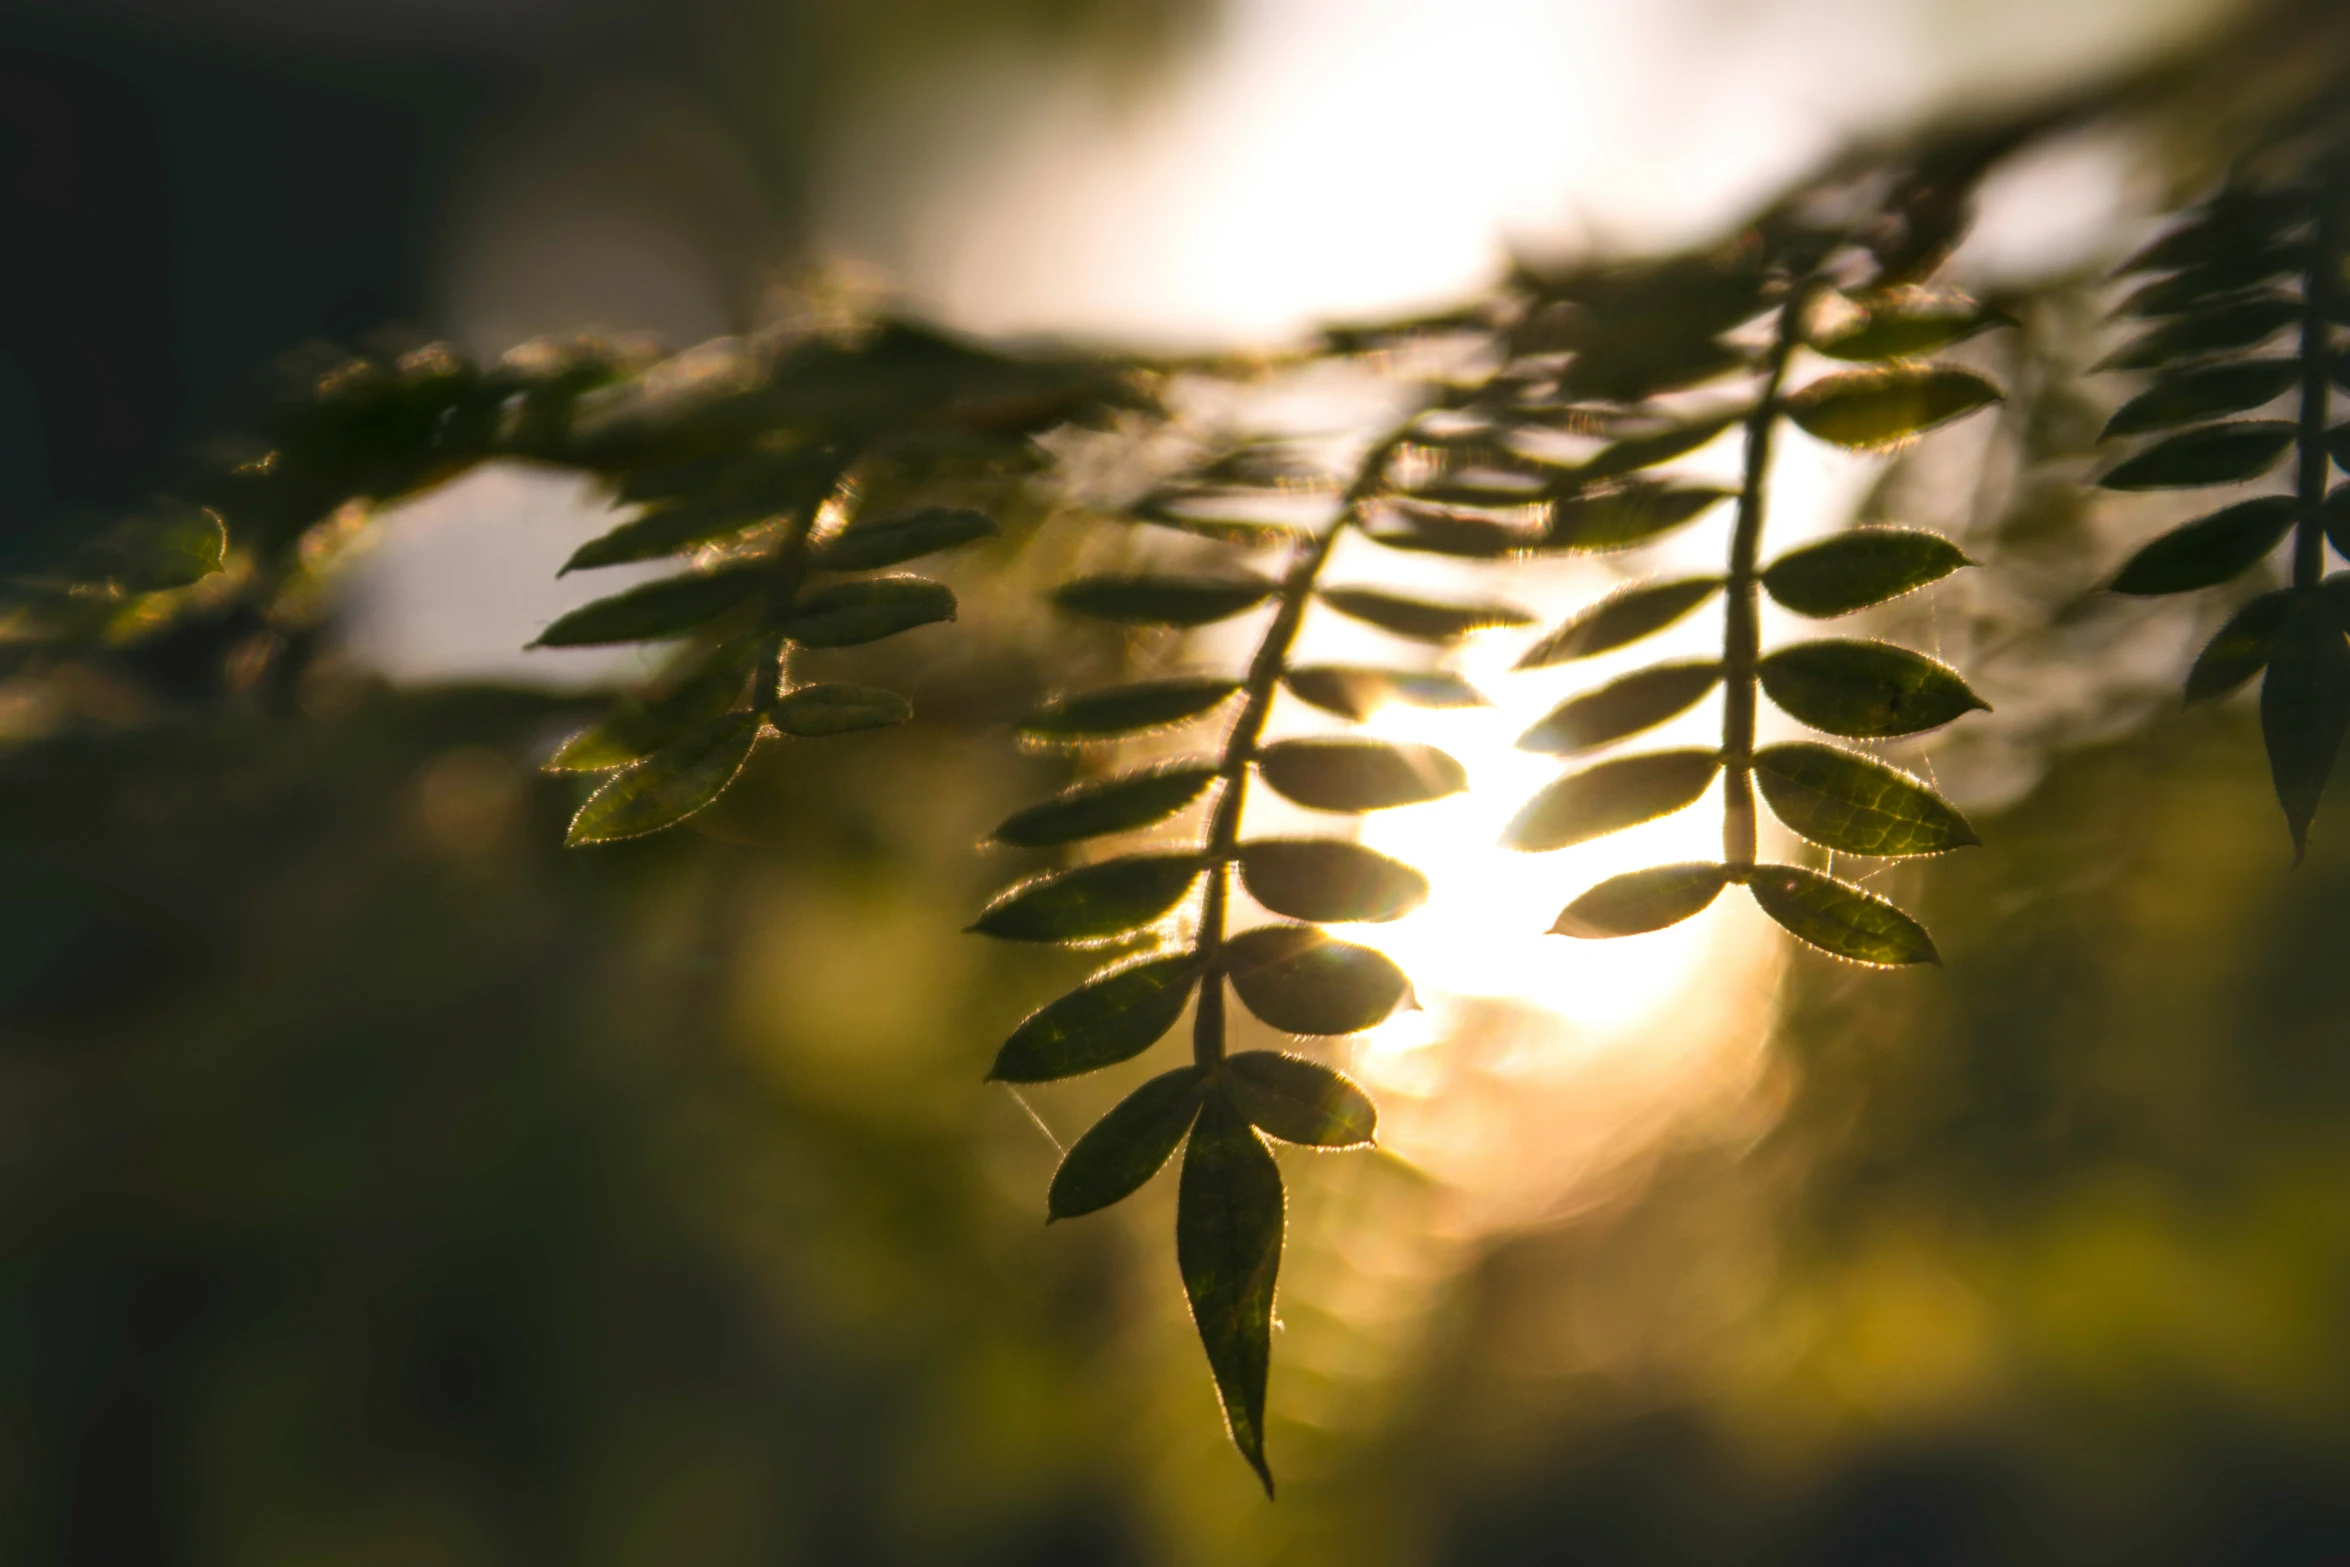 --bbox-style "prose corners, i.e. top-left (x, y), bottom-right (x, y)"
top-left (1255, 739), bottom-right (1467, 811)
top-left (1501, 750), bottom-right (1721, 852)
top-left (991, 956), bottom-right (1204, 1082)
top-left (1746, 865), bottom-right (1939, 966)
